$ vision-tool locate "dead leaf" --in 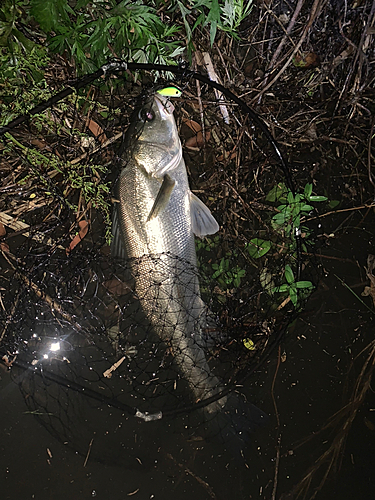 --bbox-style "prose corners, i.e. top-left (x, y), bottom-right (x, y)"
top-left (66, 220), bottom-right (89, 255)
top-left (305, 123), bottom-right (318, 140)
top-left (184, 119), bottom-right (202, 134)
top-left (183, 119), bottom-right (210, 149)
top-left (87, 118), bottom-right (108, 143)
top-left (293, 52), bottom-right (320, 69)
top-left (0, 221), bottom-right (5, 237)
top-left (217, 151), bottom-right (237, 162)
top-left (30, 138), bottom-right (50, 150)
top-left (185, 130), bottom-right (211, 149)
top-left (0, 242), bottom-right (9, 253)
